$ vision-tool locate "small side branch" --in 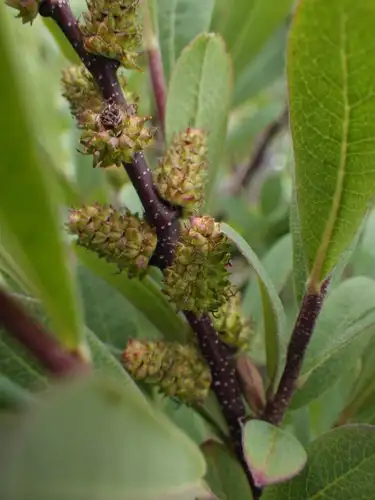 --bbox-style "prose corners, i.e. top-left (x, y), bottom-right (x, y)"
top-left (230, 107), bottom-right (289, 195)
top-left (0, 288), bottom-right (88, 377)
top-left (143, 0), bottom-right (166, 136)
top-left (262, 279), bottom-right (329, 426)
